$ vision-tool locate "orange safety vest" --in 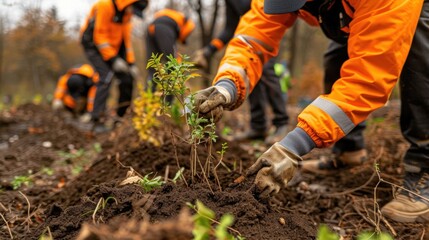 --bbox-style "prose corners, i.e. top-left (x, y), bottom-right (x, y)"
top-left (54, 64), bottom-right (99, 112)
top-left (214, 0), bottom-right (423, 148)
top-left (80, 0), bottom-right (138, 63)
